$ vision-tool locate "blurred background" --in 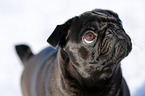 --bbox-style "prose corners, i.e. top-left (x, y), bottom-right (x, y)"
top-left (0, 0), bottom-right (145, 96)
